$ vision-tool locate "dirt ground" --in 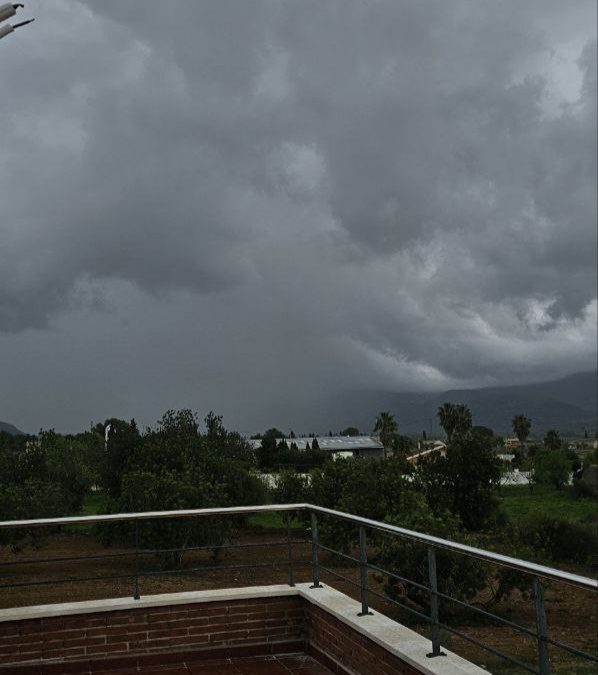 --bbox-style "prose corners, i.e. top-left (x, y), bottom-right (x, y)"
top-left (0, 528), bottom-right (595, 675)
